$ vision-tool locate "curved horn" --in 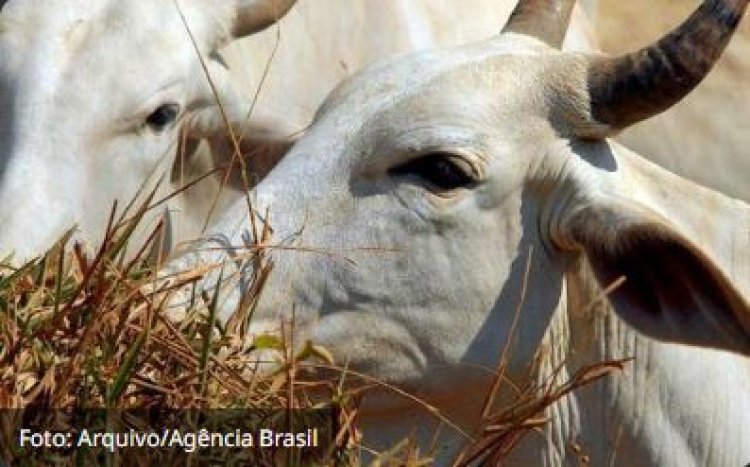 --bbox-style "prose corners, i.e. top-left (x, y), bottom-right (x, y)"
top-left (587, 0), bottom-right (749, 131)
top-left (234, 0), bottom-right (297, 38)
top-left (502, 0), bottom-right (577, 48)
